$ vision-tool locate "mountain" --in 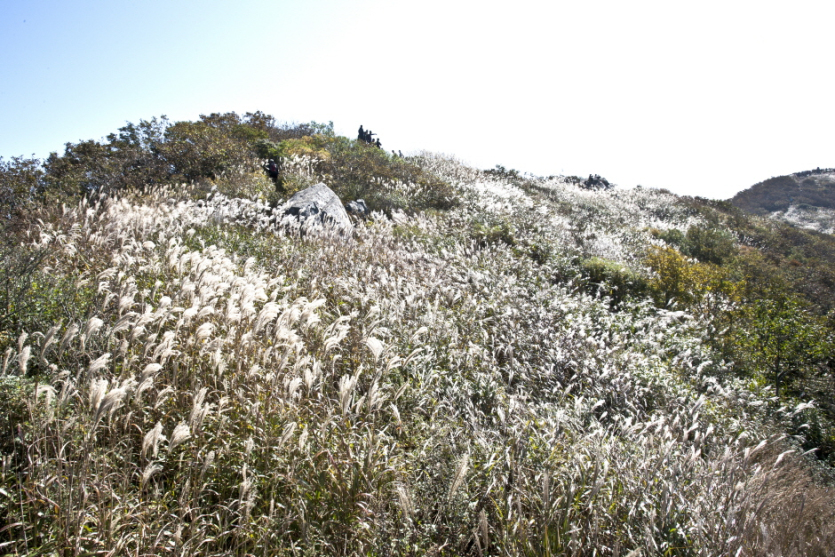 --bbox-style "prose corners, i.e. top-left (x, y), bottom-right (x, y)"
top-left (1, 115), bottom-right (834, 555)
top-left (730, 168), bottom-right (835, 234)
